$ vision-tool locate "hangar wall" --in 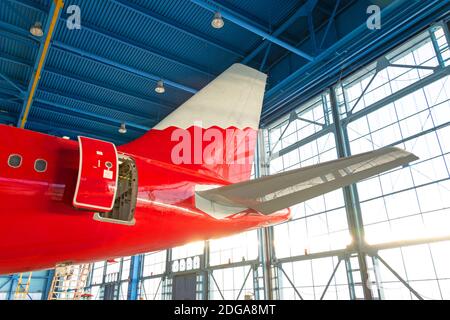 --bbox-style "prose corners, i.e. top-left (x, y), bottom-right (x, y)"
top-left (1, 20), bottom-right (449, 300)
top-left (265, 22), bottom-right (450, 300)
top-left (77, 21), bottom-right (450, 300)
